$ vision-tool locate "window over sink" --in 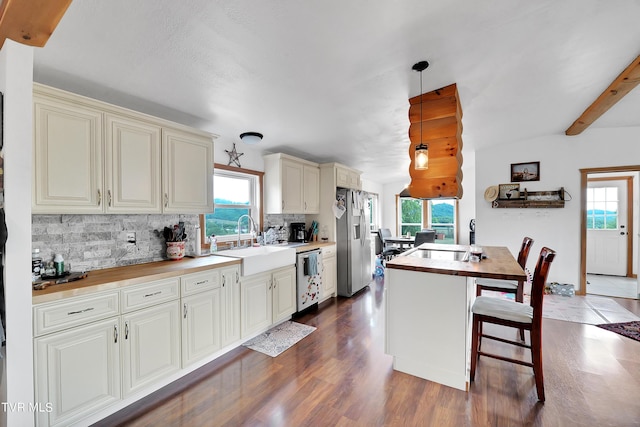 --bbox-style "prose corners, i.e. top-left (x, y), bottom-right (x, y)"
top-left (200, 165), bottom-right (263, 243)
